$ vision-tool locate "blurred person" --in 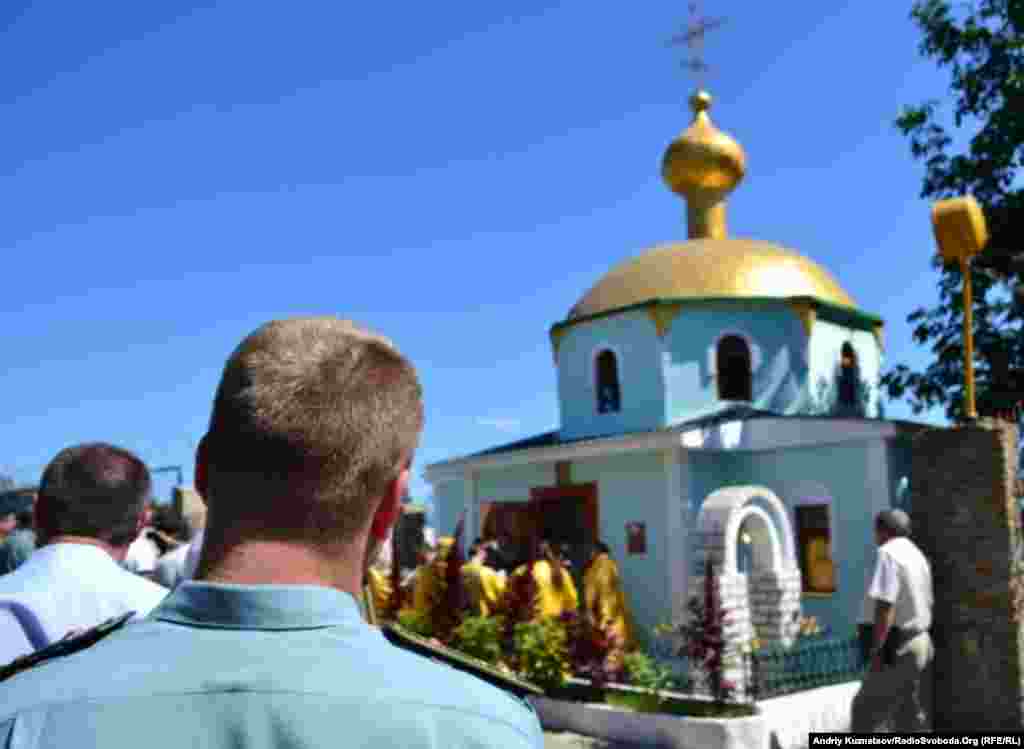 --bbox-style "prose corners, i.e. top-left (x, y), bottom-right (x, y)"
top-left (0, 444), bottom-right (168, 664)
top-left (0, 492), bottom-right (36, 576)
top-left (461, 540), bottom-right (506, 617)
top-left (153, 504), bottom-right (206, 590)
top-left (121, 501), bottom-right (161, 577)
top-left (510, 539), bottom-right (578, 621)
top-left (582, 541), bottom-right (636, 652)
top-left (0, 316), bottom-right (542, 749)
